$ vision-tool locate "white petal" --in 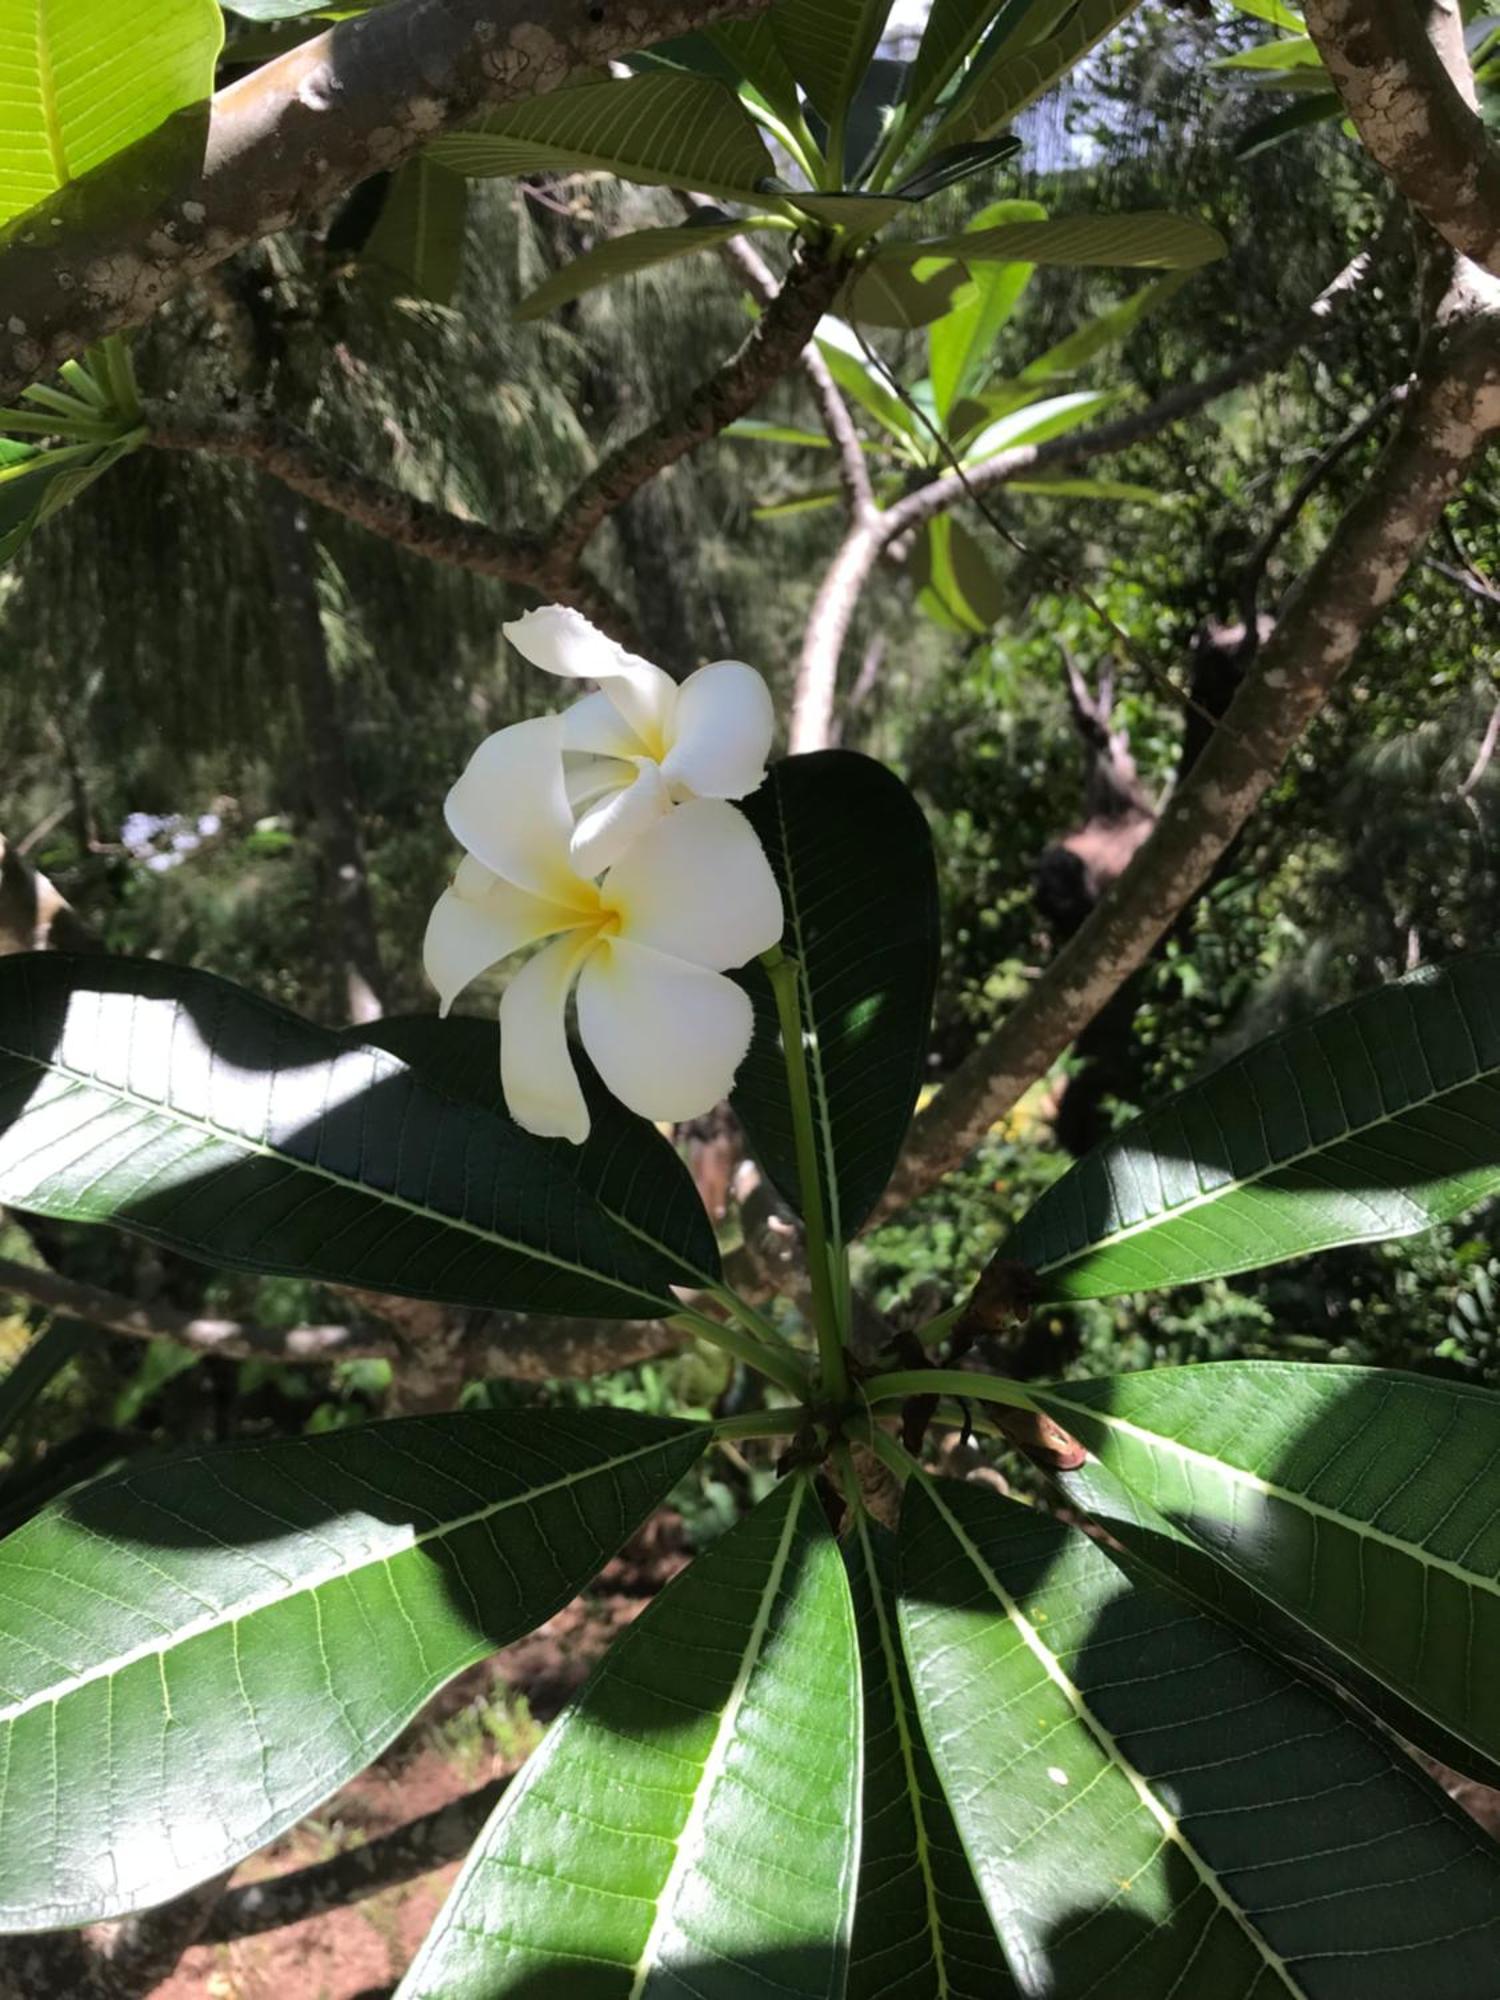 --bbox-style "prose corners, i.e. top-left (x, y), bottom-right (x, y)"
top-left (577, 938), bottom-right (754, 1124)
top-left (600, 798), bottom-right (783, 971)
top-left (423, 863), bottom-right (582, 1015)
top-left (660, 661), bottom-right (775, 801)
top-left (564, 752), bottom-right (636, 814)
top-left (443, 714), bottom-right (591, 907)
top-left (570, 760), bottom-right (671, 878)
top-left (561, 690), bottom-right (647, 760)
top-left (499, 933), bottom-right (595, 1144)
top-left (503, 605), bottom-right (676, 751)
